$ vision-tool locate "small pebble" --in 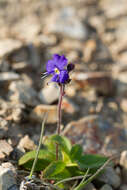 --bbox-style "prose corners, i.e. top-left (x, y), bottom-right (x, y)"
top-left (0, 163), bottom-right (17, 190)
top-left (97, 167), bottom-right (121, 188)
top-left (100, 184), bottom-right (113, 190)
